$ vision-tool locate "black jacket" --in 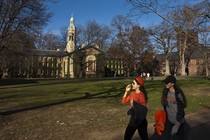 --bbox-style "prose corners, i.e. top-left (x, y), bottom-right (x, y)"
top-left (127, 100), bottom-right (148, 127)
